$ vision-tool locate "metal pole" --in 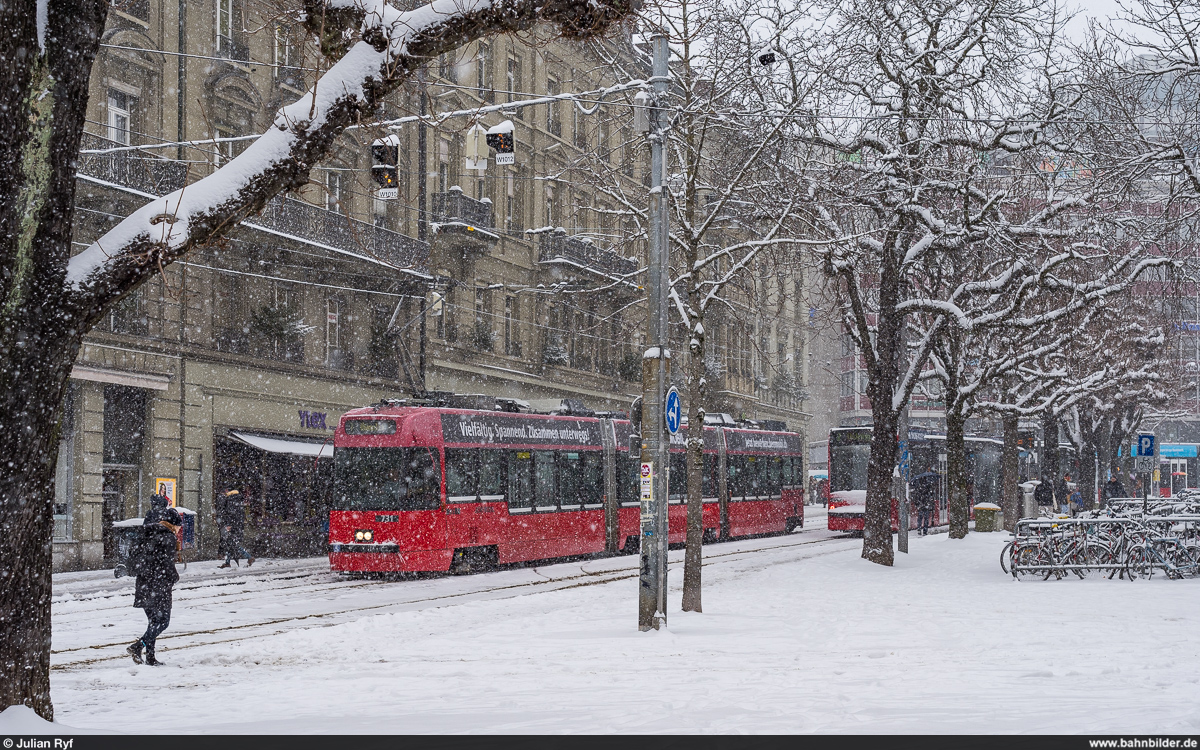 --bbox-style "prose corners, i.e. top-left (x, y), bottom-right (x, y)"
top-left (638, 34), bottom-right (670, 631)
